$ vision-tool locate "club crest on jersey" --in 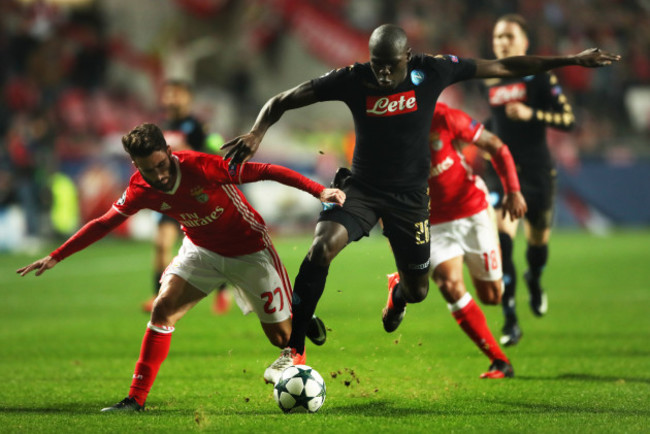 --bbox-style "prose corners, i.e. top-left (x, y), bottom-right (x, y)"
top-left (411, 69), bottom-right (424, 86)
top-left (488, 83), bottom-right (527, 106)
top-left (190, 186), bottom-right (209, 203)
top-left (366, 90), bottom-right (417, 117)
